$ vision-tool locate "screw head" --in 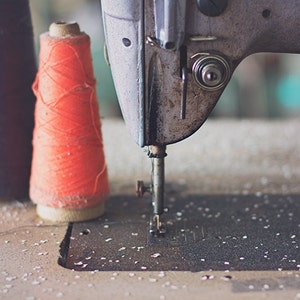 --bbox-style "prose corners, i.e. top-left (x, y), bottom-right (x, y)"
top-left (201, 63), bottom-right (223, 87)
top-left (136, 180), bottom-right (146, 198)
top-left (196, 0), bottom-right (228, 17)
